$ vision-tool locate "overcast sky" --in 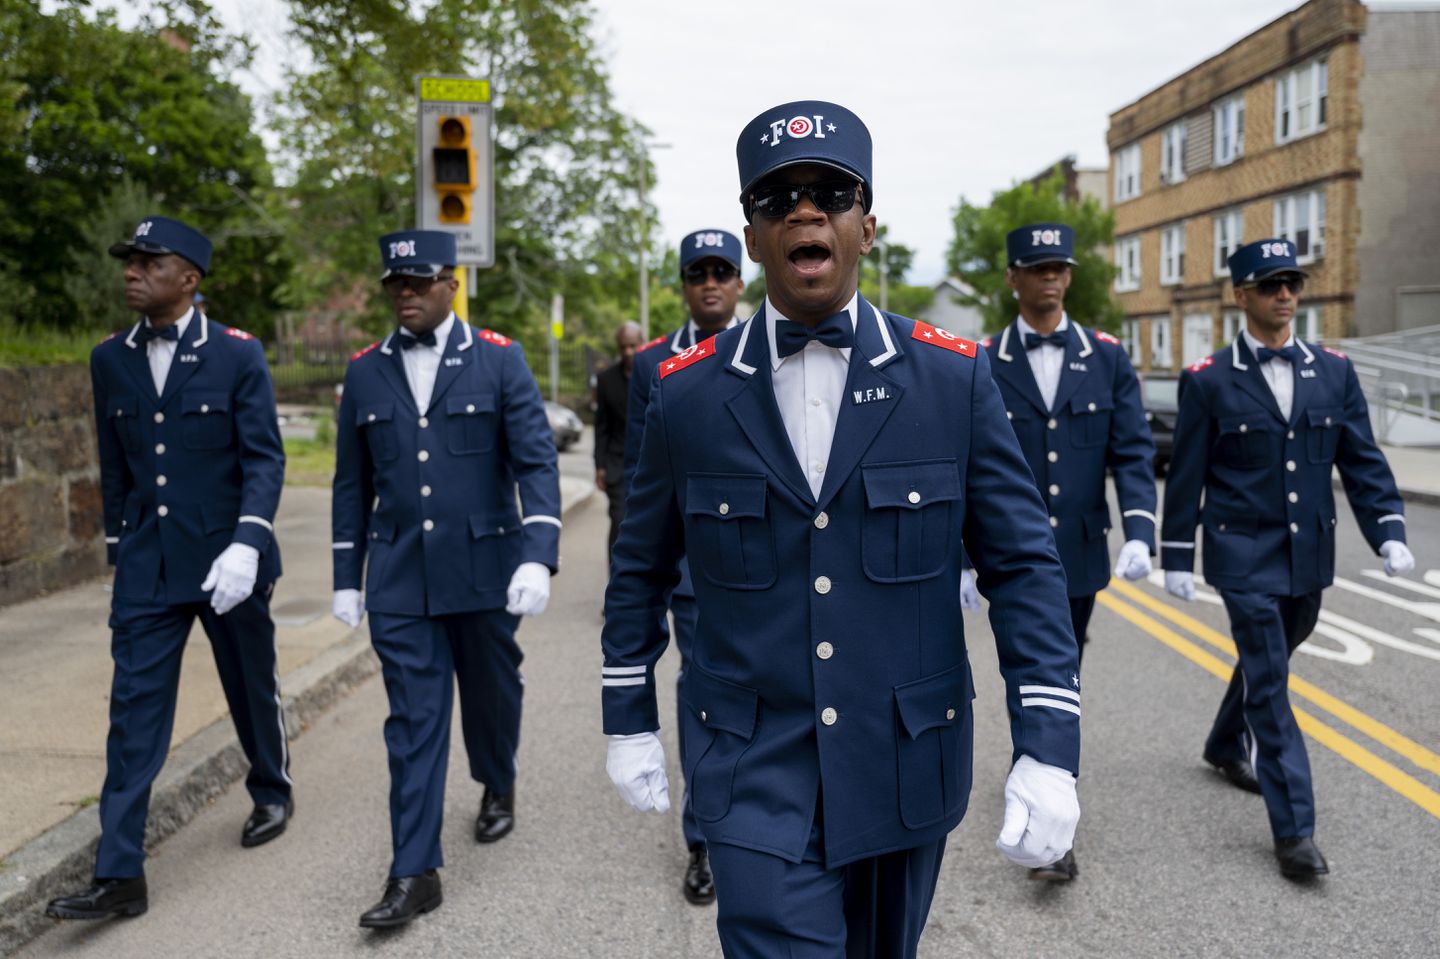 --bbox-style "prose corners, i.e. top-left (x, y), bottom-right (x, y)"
top-left (149, 1), bottom-right (1386, 282)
